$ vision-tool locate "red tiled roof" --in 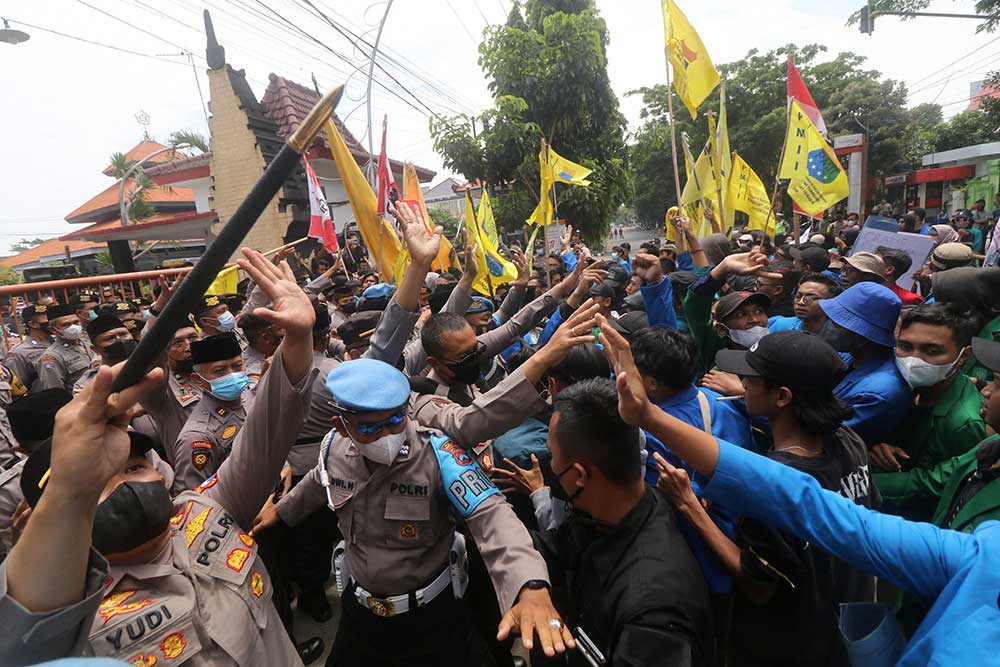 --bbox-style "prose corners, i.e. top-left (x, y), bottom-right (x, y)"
top-left (144, 152), bottom-right (211, 181)
top-left (101, 140), bottom-right (175, 176)
top-left (261, 74), bottom-right (436, 182)
top-left (969, 82), bottom-right (1000, 111)
top-left (60, 211), bottom-right (217, 241)
top-left (0, 238), bottom-right (104, 269)
top-left (65, 180), bottom-right (195, 224)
